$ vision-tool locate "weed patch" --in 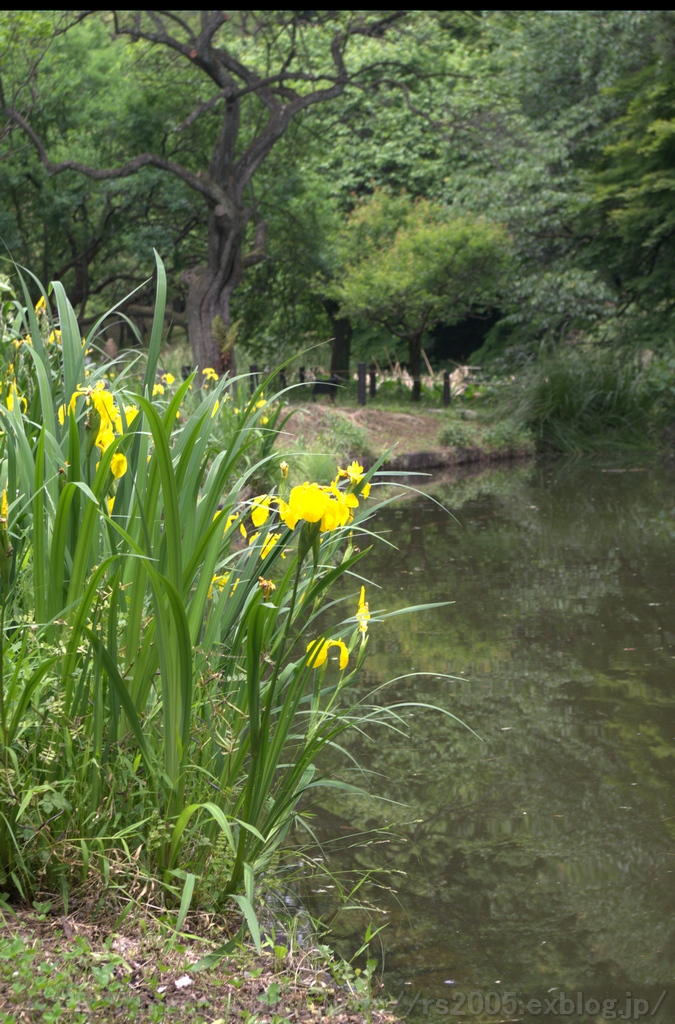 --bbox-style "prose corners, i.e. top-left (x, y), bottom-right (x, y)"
top-left (500, 348), bottom-right (673, 452)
